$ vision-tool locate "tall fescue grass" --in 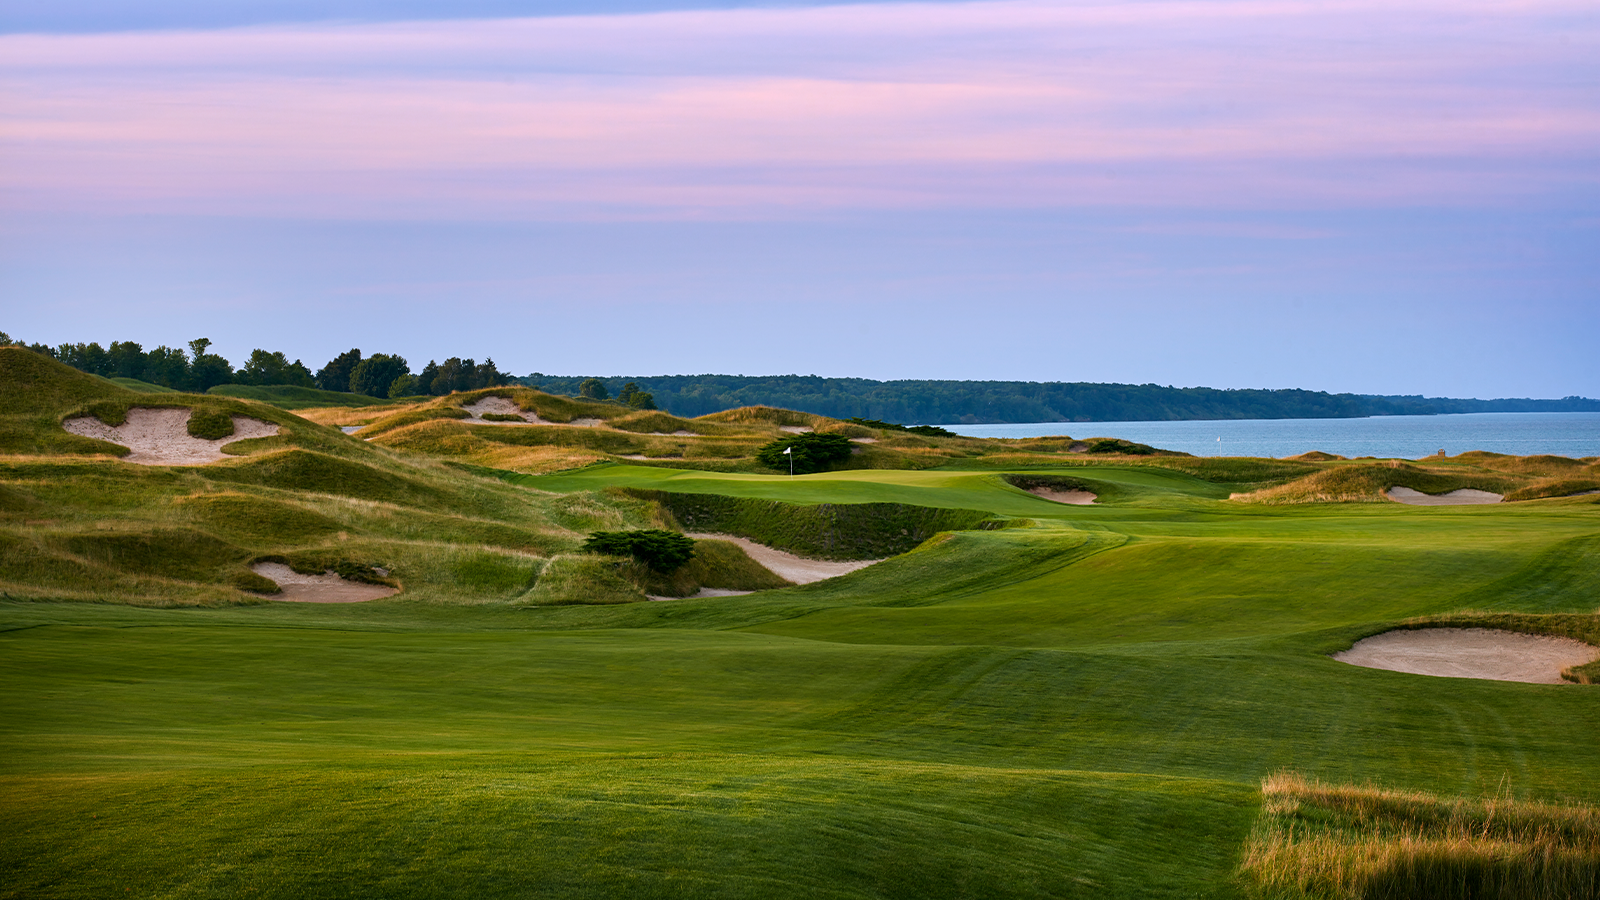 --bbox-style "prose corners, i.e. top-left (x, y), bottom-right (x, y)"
top-left (1235, 463), bottom-right (1518, 504)
top-left (1240, 772), bottom-right (1600, 899)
